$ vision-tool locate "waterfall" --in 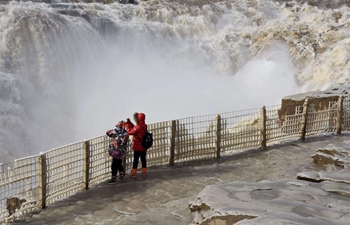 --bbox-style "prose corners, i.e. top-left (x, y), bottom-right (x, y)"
top-left (0, 0), bottom-right (349, 162)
